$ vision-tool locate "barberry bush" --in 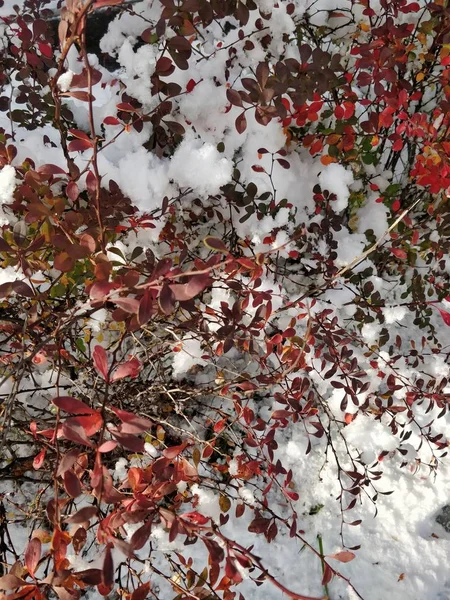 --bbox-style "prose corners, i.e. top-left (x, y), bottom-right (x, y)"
top-left (0, 0), bottom-right (450, 598)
